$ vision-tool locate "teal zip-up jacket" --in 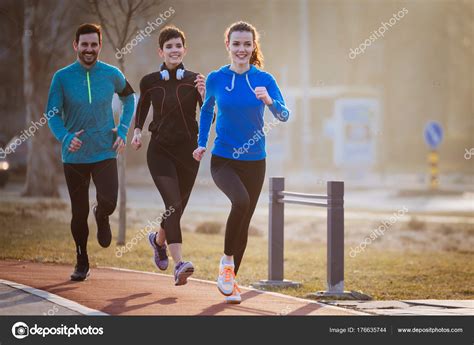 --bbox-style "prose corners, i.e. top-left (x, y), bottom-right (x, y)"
top-left (46, 60), bottom-right (135, 163)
